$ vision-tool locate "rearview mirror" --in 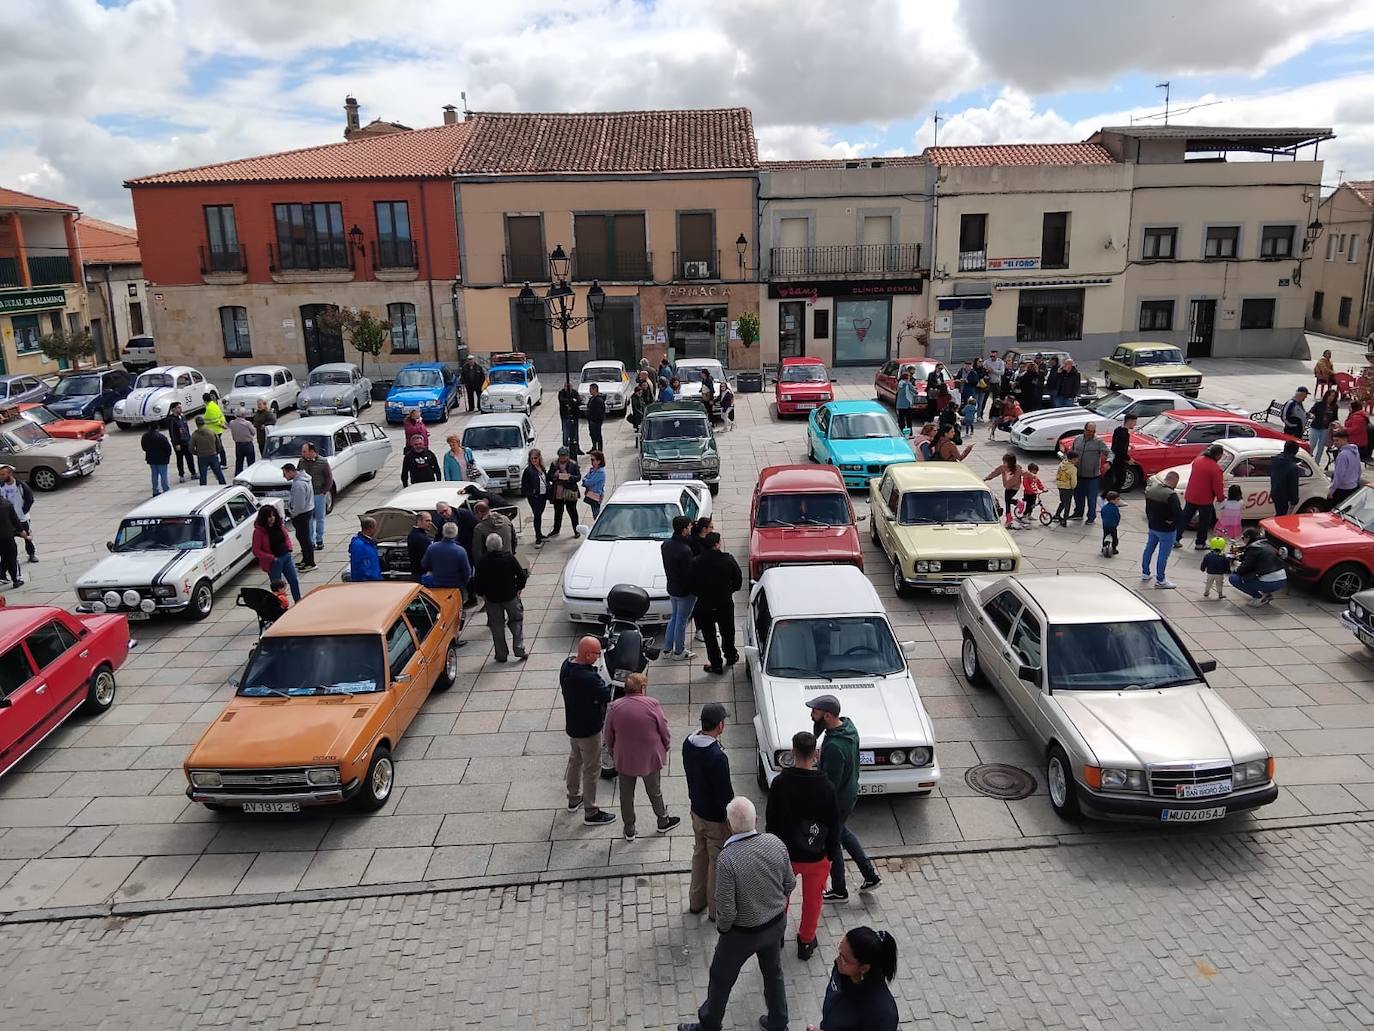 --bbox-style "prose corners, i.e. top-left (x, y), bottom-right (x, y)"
top-left (1198, 659), bottom-right (1217, 674)
top-left (1017, 664), bottom-right (1041, 684)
